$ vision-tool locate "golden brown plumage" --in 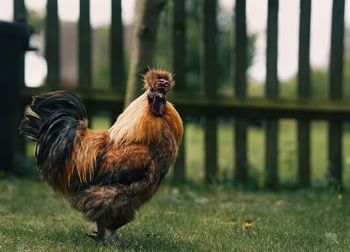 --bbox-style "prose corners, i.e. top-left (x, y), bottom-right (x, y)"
top-left (19, 69), bottom-right (183, 245)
